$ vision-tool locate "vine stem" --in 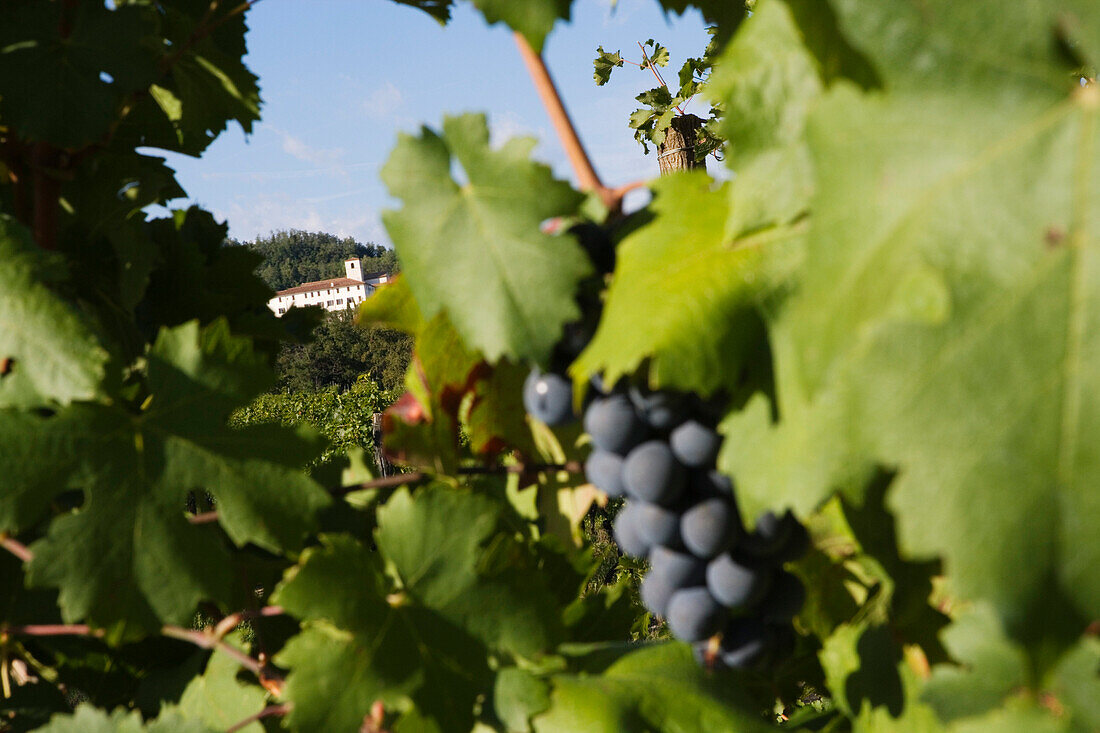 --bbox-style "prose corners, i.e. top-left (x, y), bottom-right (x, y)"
top-left (212, 605), bottom-right (285, 640)
top-left (513, 33), bottom-right (618, 211)
top-left (226, 703), bottom-right (292, 733)
top-left (0, 535), bottom-right (33, 563)
top-left (638, 41), bottom-right (686, 116)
